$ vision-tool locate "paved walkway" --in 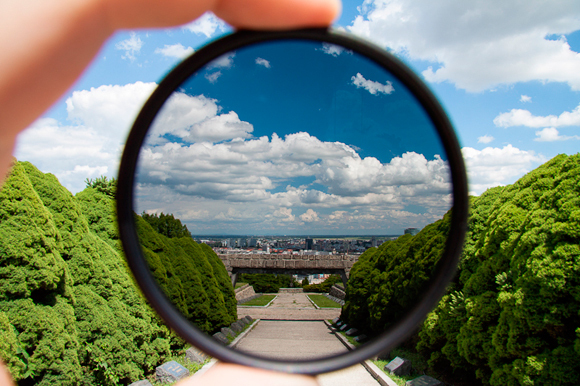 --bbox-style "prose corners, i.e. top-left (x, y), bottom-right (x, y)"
top-left (235, 293), bottom-right (379, 385)
top-left (238, 292), bottom-right (341, 320)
